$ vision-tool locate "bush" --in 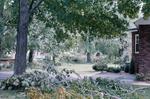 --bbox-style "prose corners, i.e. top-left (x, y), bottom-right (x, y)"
top-left (60, 55), bottom-right (85, 63)
top-left (92, 62), bottom-right (121, 73)
top-left (92, 59), bottom-right (108, 71)
top-left (136, 73), bottom-right (144, 81)
top-left (92, 64), bottom-right (107, 71)
top-left (124, 63), bottom-right (130, 73)
top-left (0, 71), bottom-right (50, 90)
top-left (107, 67), bottom-right (121, 73)
top-left (130, 59), bottom-right (135, 74)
